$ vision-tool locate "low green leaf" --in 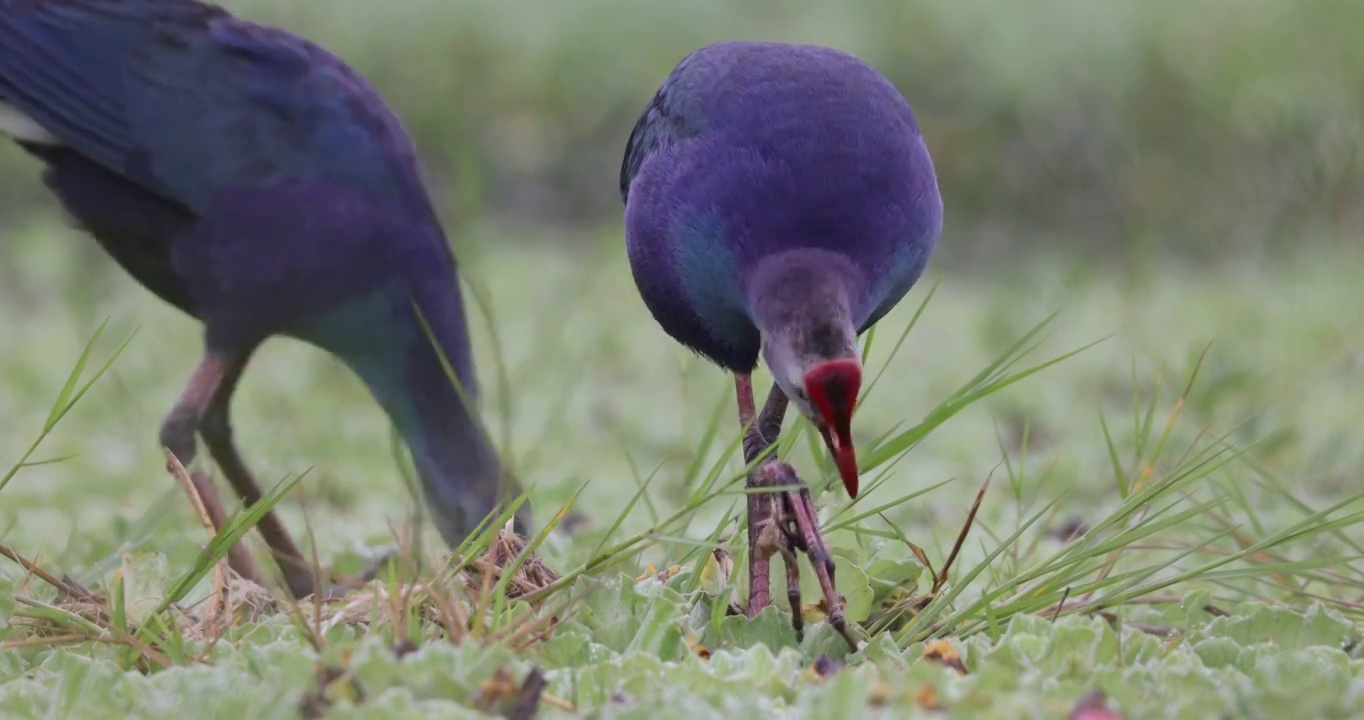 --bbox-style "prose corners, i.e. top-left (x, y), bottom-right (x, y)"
top-left (116, 552), bottom-right (170, 627)
top-left (714, 604), bottom-right (801, 652)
